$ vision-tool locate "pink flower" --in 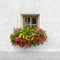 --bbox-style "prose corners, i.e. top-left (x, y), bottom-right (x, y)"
top-left (40, 29), bottom-right (46, 33)
top-left (15, 37), bottom-right (20, 42)
top-left (44, 36), bottom-right (47, 40)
